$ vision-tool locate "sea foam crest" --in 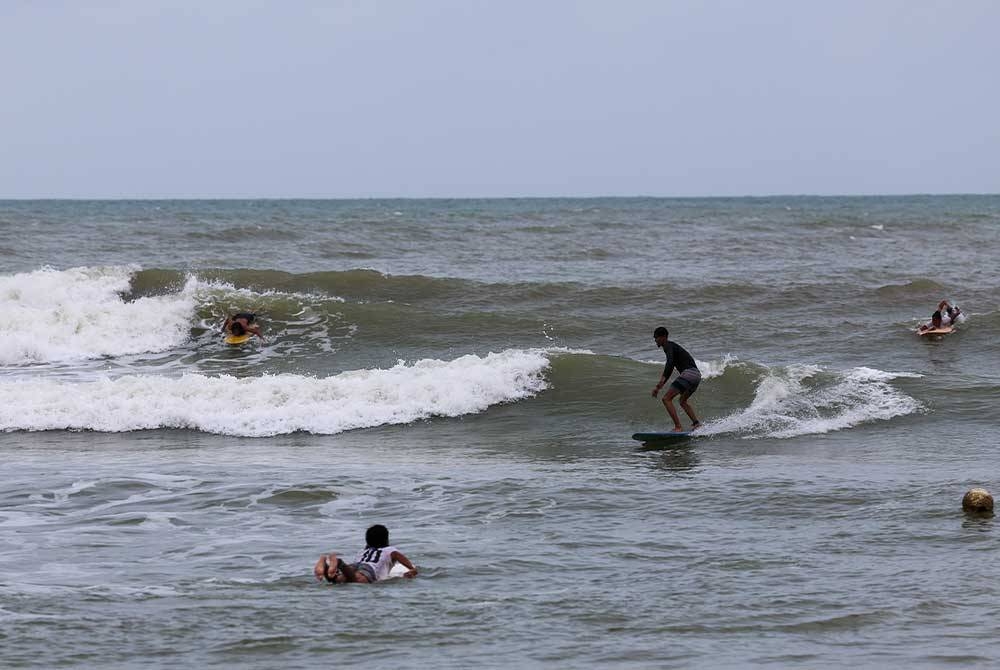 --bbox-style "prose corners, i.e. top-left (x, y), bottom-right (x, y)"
top-left (637, 354), bottom-right (737, 379)
top-left (0, 266), bottom-right (197, 365)
top-left (696, 354), bottom-right (739, 379)
top-left (703, 364), bottom-right (922, 438)
top-left (0, 349), bottom-right (551, 437)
